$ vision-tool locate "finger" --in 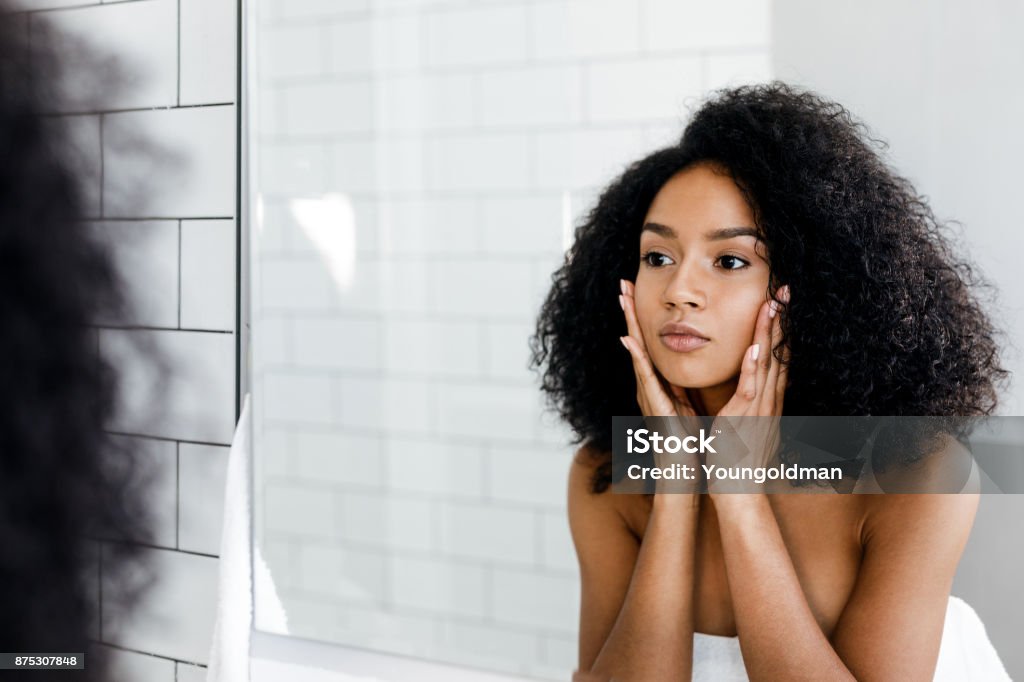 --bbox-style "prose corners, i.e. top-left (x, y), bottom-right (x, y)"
top-left (620, 335), bottom-right (674, 416)
top-left (620, 281), bottom-right (674, 414)
top-left (617, 282), bottom-right (654, 388)
top-left (753, 299), bottom-right (773, 400)
top-left (774, 285), bottom-right (792, 409)
top-left (619, 335), bottom-right (649, 412)
top-left (761, 299), bottom-right (785, 414)
top-left (775, 338), bottom-right (790, 411)
top-left (619, 279), bottom-right (644, 344)
top-left (738, 342), bottom-right (759, 408)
